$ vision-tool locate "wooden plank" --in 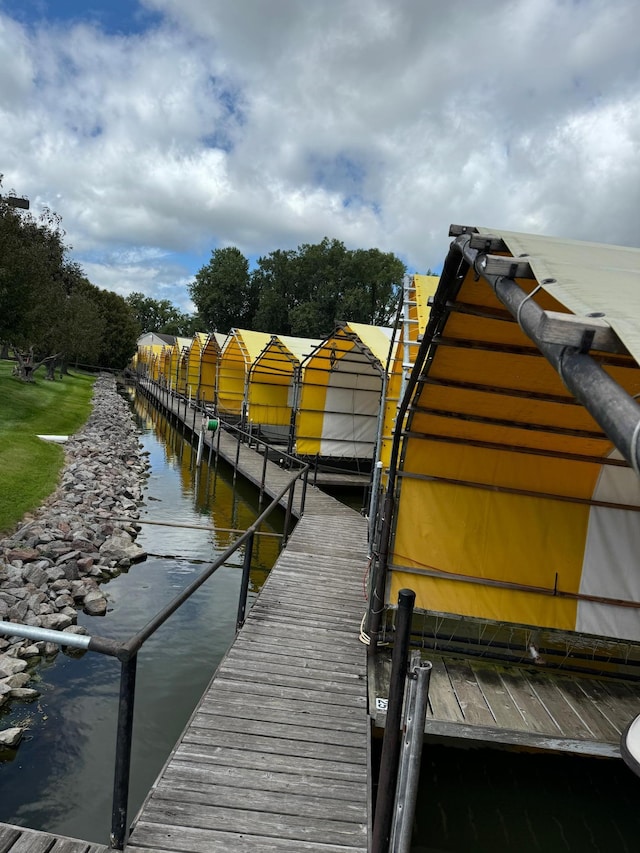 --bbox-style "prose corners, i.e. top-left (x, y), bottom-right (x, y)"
top-left (164, 761), bottom-right (368, 803)
top-left (524, 674), bottom-right (594, 739)
top-left (209, 674), bottom-right (366, 711)
top-left (443, 660), bottom-right (496, 726)
top-left (553, 676), bottom-right (622, 743)
top-left (471, 664), bottom-right (528, 731)
top-left (127, 822), bottom-right (367, 853)
top-left (5, 833), bottom-right (56, 853)
top-left (151, 780), bottom-right (366, 823)
top-left (175, 742), bottom-right (366, 782)
top-left (183, 727), bottom-right (366, 765)
top-left (422, 655), bottom-right (464, 723)
top-left (498, 670), bottom-right (560, 734)
top-left (190, 710), bottom-right (365, 748)
top-left (139, 800), bottom-right (367, 847)
top-left (0, 827), bottom-right (20, 853)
